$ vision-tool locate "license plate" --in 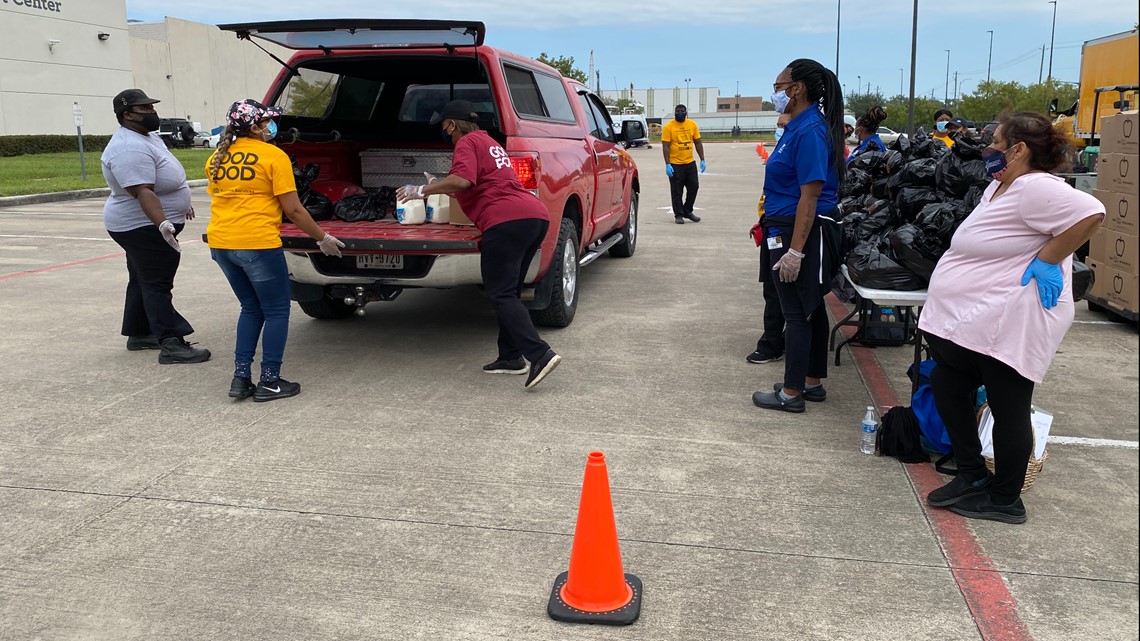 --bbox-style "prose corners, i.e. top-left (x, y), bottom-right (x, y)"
top-left (355, 255), bottom-right (403, 269)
